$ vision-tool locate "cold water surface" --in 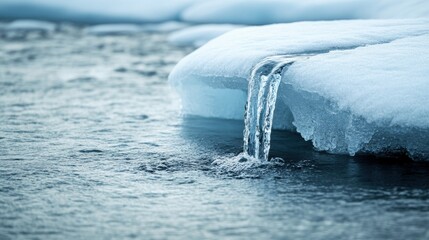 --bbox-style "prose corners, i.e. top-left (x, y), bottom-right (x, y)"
top-left (1, 26), bottom-right (429, 240)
